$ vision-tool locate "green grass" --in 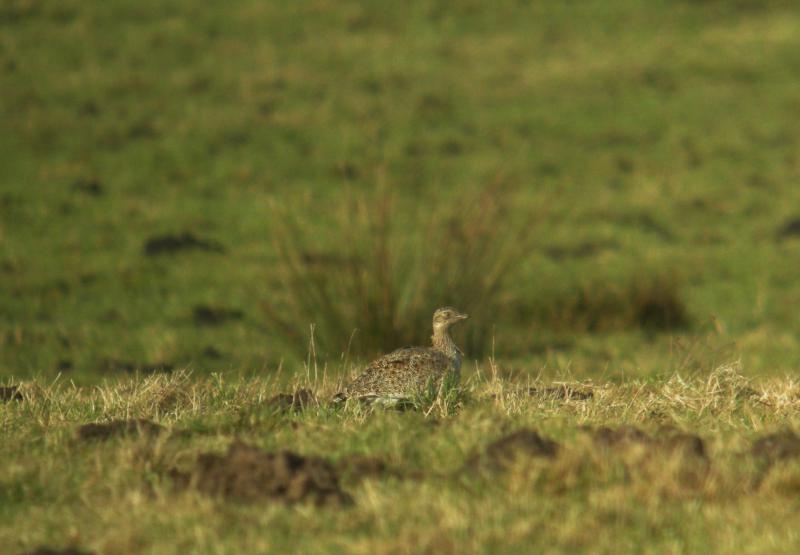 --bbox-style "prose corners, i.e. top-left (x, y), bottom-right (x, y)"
top-left (3, 0), bottom-right (800, 552)
top-left (3, 366), bottom-right (800, 554)
top-left (3, 0), bottom-right (800, 380)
